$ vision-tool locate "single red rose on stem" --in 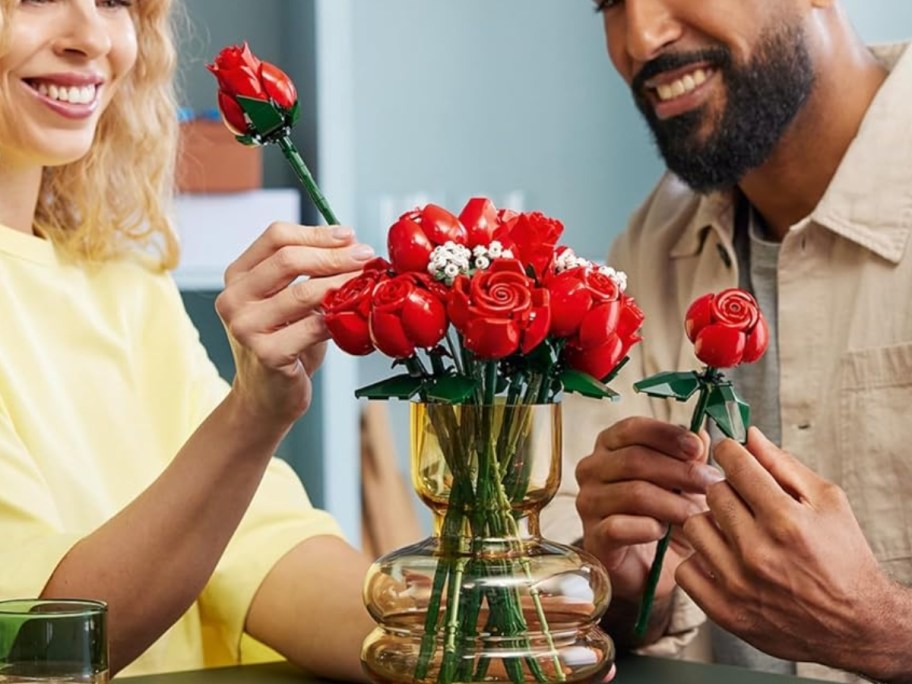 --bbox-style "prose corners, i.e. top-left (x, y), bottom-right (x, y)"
top-left (208, 42), bottom-right (339, 225)
top-left (448, 260), bottom-right (550, 359)
top-left (369, 274), bottom-right (448, 358)
top-left (207, 42), bottom-right (297, 137)
top-left (685, 288), bottom-right (769, 368)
